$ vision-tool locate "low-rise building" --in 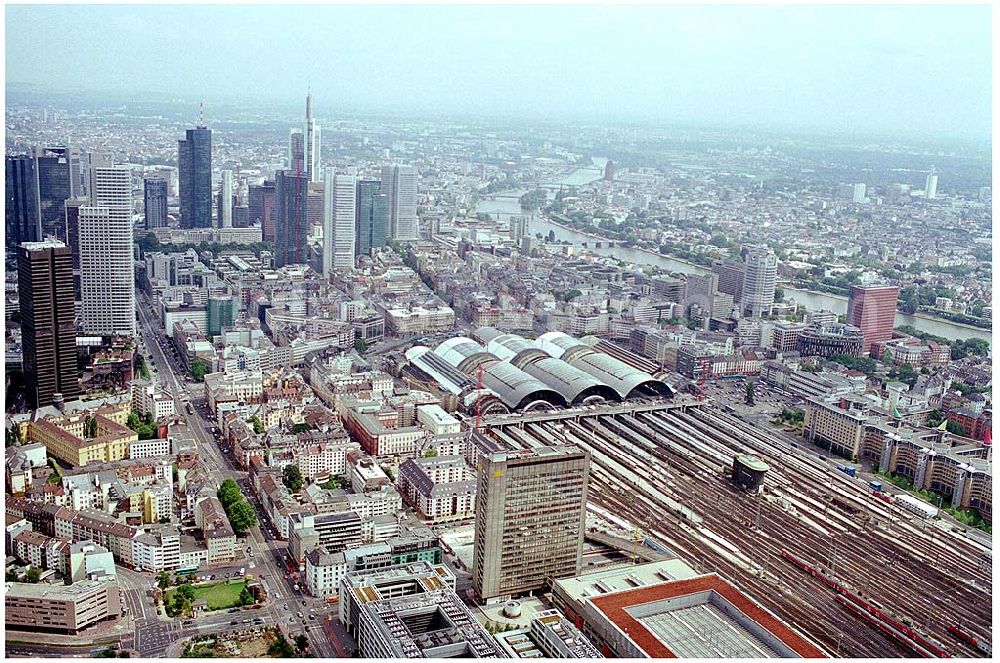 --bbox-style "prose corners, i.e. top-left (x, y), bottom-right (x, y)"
top-left (551, 561), bottom-right (824, 658)
top-left (339, 562), bottom-right (501, 658)
top-left (6, 579), bottom-right (122, 634)
top-left (397, 455), bottom-right (476, 521)
top-left (494, 608), bottom-right (602, 658)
